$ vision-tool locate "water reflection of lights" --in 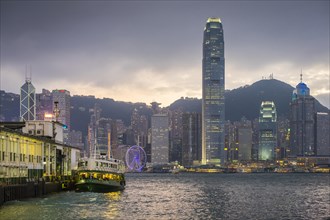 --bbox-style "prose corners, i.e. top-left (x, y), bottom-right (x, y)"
top-left (103, 191), bottom-right (122, 219)
top-left (105, 191), bottom-right (122, 201)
